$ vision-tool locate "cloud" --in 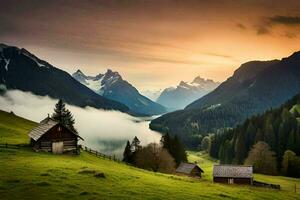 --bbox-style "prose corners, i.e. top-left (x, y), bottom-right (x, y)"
top-left (255, 15), bottom-right (300, 37)
top-left (283, 32), bottom-right (297, 39)
top-left (0, 89), bottom-right (161, 158)
top-left (236, 23), bottom-right (246, 30)
top-left (255, 25), bottom-right (271, 35)
top-left (269, 15), bottom-right (300, 26)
